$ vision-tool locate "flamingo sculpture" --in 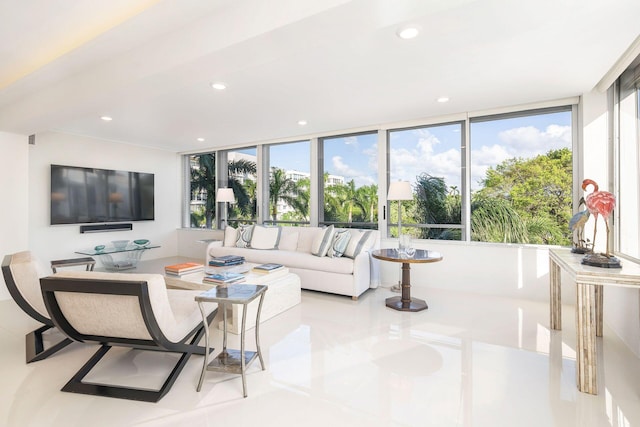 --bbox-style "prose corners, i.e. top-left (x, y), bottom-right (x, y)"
top-left (582, 179), bottom-right (616, 257)
top-left (569, 197), bottom-right (590, 252)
